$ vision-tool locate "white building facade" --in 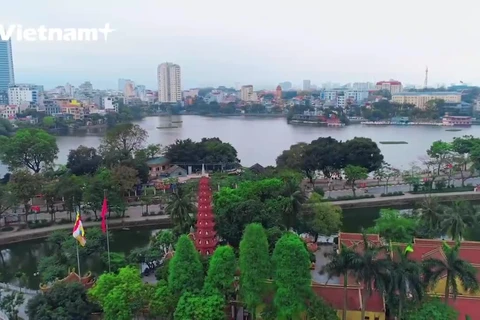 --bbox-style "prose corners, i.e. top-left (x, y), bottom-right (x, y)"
top-left (157, 63), bottom-right (182, 103)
